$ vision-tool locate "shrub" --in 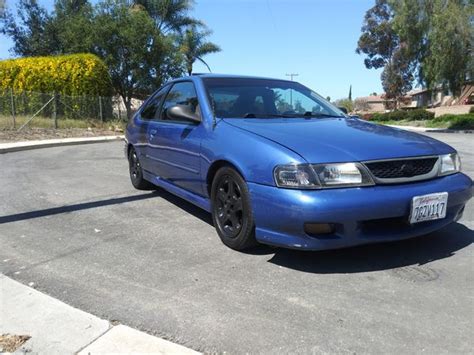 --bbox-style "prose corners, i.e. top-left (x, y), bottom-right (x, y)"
top-left (0, 54), bottom-right (113, 120)
top-left (361, 113), bottom-right (374, 121)
top-left (370, 109), bottom-right (434, 122)
top-left (431, 113), bottom-right (474, 129)
top-left (371, 112), bottom-right (386, 121)
top-left (372, 110), bottom-right (409, 121)
top-left (387, 110), bottom-right (409, 121)
top-left (334, 98), bottom-right (354, 113)
top-left (406, 109), bottom-right (434, 121)
top-left (0, 53), bottom-right (112, 96)
top-left (469, 106), bottom-right (474, 113)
